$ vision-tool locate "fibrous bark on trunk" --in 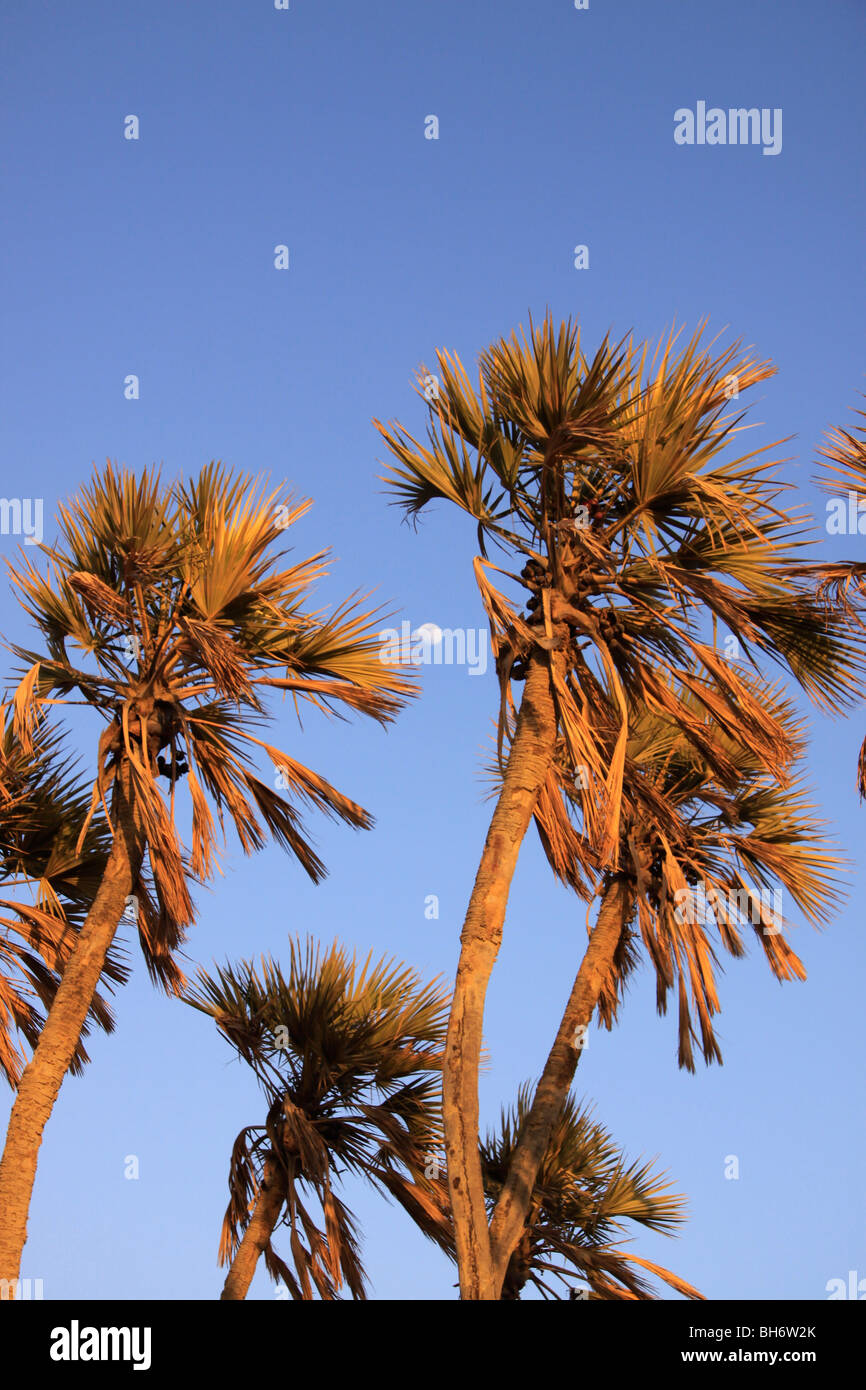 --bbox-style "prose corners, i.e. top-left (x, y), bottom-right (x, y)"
top-left (443, 652), bottom-right (560, 1300)
top-left (220, 1152), bottom-right (288, 1301)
